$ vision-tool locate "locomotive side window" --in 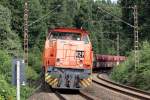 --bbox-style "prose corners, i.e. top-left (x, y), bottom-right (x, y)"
top-left (82, 35), bottom-right (89, 44)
